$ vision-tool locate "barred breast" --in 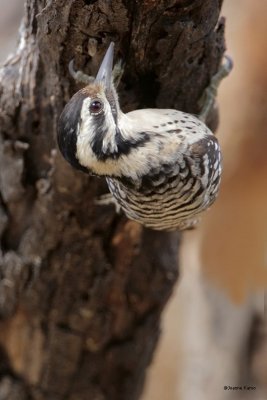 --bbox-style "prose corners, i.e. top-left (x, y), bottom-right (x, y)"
top-left (106, 135), bottom-right (221, 231)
